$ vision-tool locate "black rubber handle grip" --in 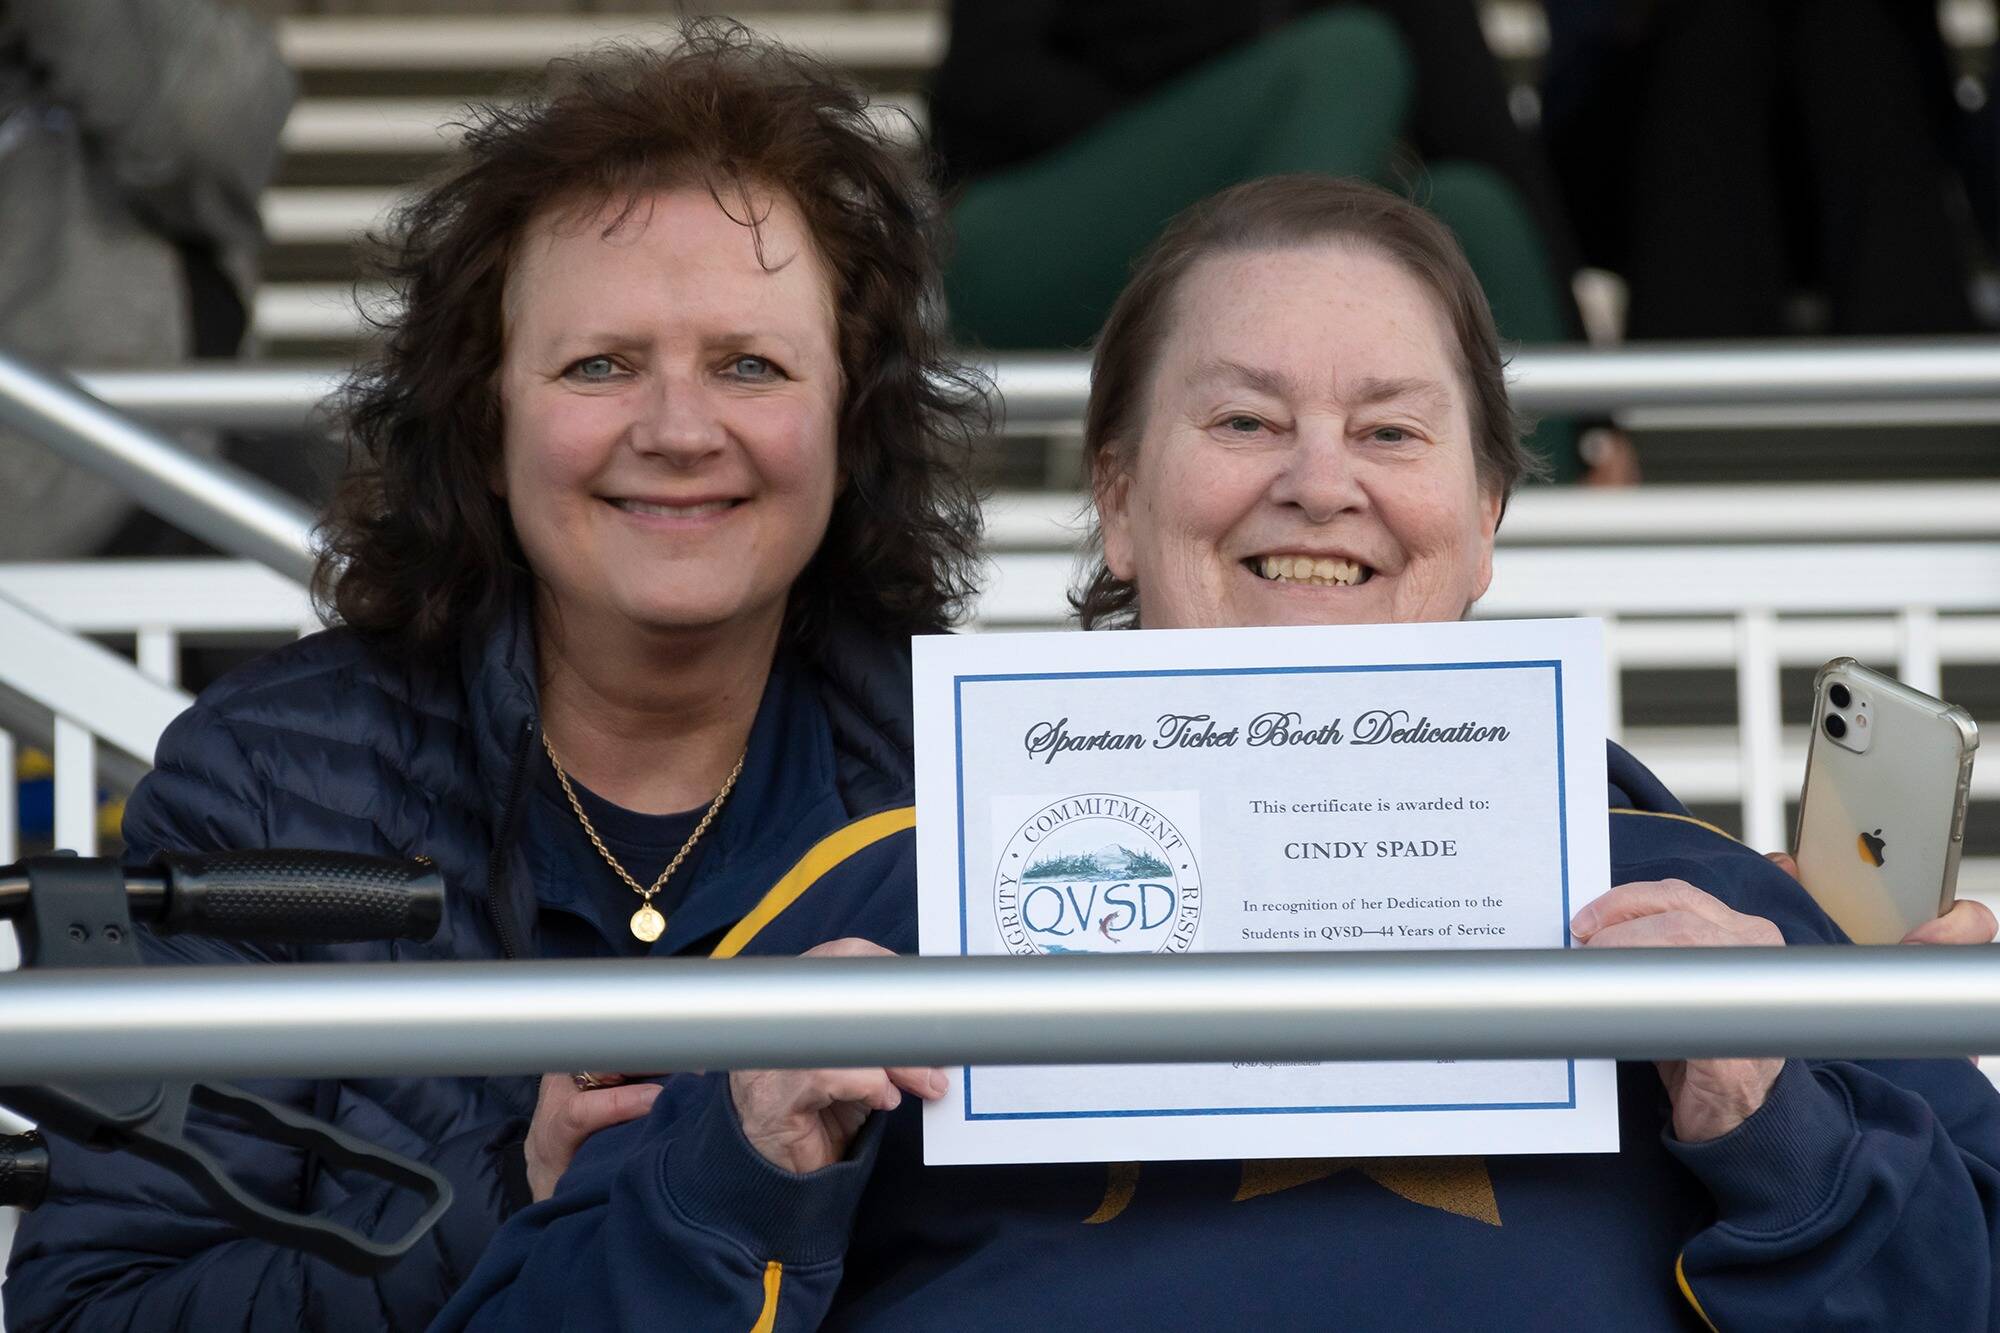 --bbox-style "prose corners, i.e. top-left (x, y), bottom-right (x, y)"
top-left (0, 1130), bottom-right (49, 1210)
top-left (154, 851), bottom-right (444, 944)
